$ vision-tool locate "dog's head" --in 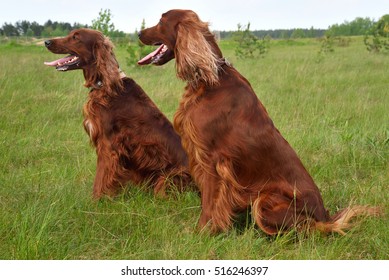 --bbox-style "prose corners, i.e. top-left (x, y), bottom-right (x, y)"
top-left (44, 28), bottom-right (122, 91)
top-left (138, 10), bottom-right (222, 87)
top-left (44, 28), bottom-right (108, 71)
